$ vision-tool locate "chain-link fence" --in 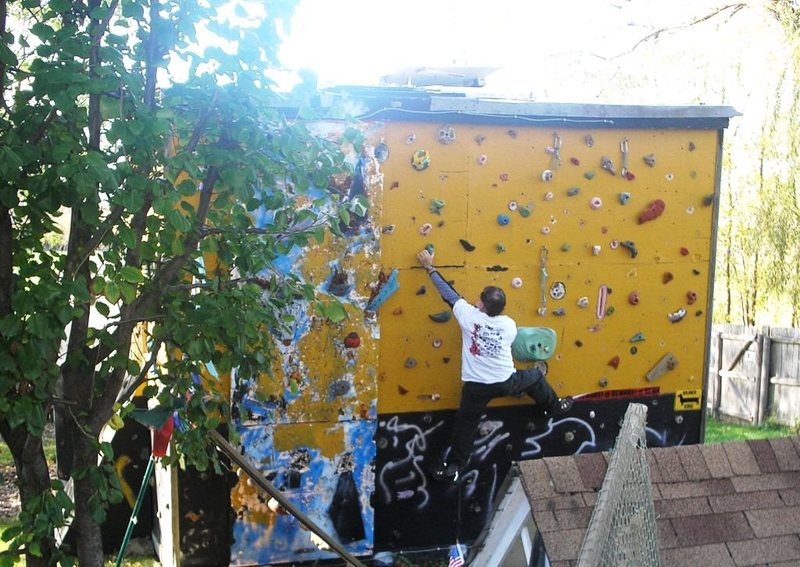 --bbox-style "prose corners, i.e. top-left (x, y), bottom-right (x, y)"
top-left (576, 403), bottom-right (660, 567)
